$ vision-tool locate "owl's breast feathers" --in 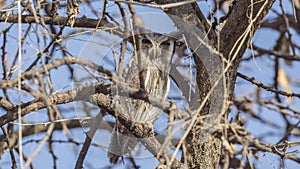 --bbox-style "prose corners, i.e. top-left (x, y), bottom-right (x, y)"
top-left (120, 55), bottom-right (170, 122)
